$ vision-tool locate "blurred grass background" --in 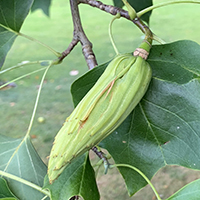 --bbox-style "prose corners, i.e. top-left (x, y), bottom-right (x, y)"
top-left (0, 0), bottom-right (200, 199)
